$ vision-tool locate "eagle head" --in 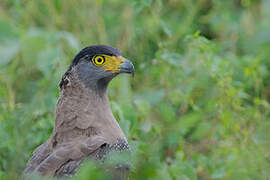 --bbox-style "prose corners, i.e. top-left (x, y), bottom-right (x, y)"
top-left (65, 45), bottom-right (134, 91)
